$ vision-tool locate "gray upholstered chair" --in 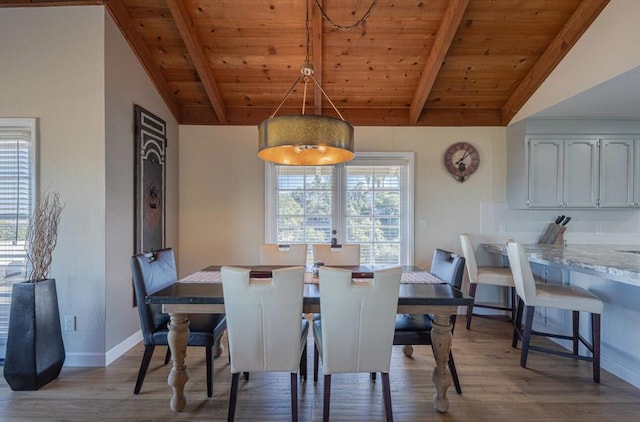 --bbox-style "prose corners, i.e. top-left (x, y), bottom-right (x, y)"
top-left (130, 248), bottom-right (227, 397)
top-left (222, 266), bottom-right (308, 421)
top-left (313, 266), bottom-right (401, 422)
top-left (506, 240), bottom-right (603, 383)
top-left (392, 248), bottom-right (465, 394)
top-left (460, 233), bottom-right (516, 329)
